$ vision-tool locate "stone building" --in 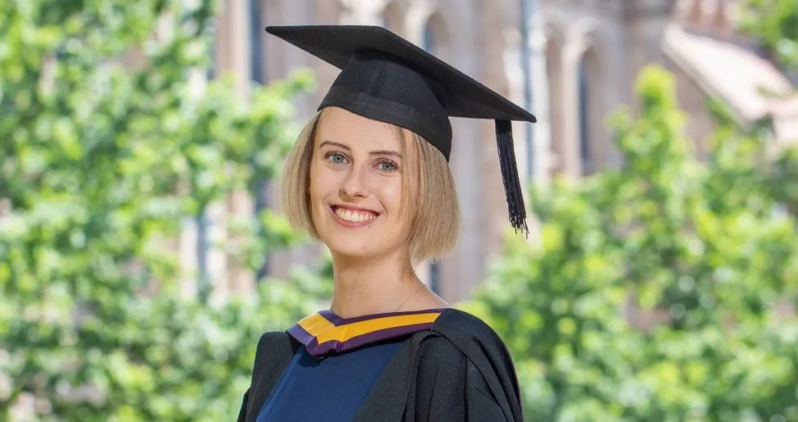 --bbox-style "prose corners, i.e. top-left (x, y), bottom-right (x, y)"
top-left (196, 0), bottom-right (797, 305)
